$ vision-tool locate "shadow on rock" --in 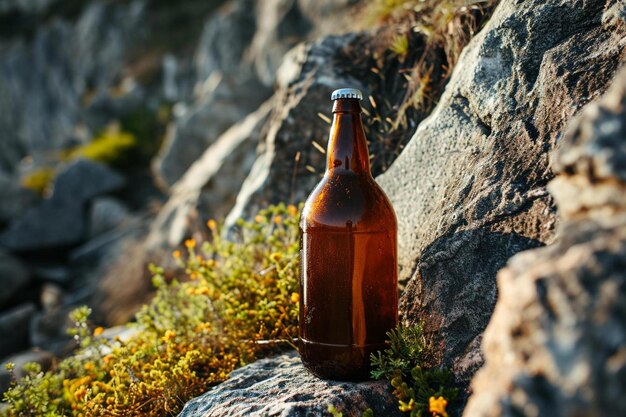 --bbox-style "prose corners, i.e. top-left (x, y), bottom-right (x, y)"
top-left (400, 230), bottom-right (544, 381)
